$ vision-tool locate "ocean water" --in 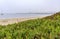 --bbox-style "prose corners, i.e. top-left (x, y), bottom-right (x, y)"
top-left (0, 13), bottom-right (54, 19)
